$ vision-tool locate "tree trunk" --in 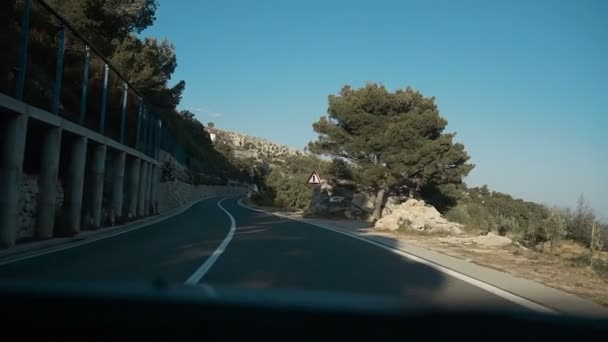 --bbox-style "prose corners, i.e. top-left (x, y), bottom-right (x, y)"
top-left (372, 187), bottom-right (387, 221)
top-left (408, 187), bottom-right (414, 199)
